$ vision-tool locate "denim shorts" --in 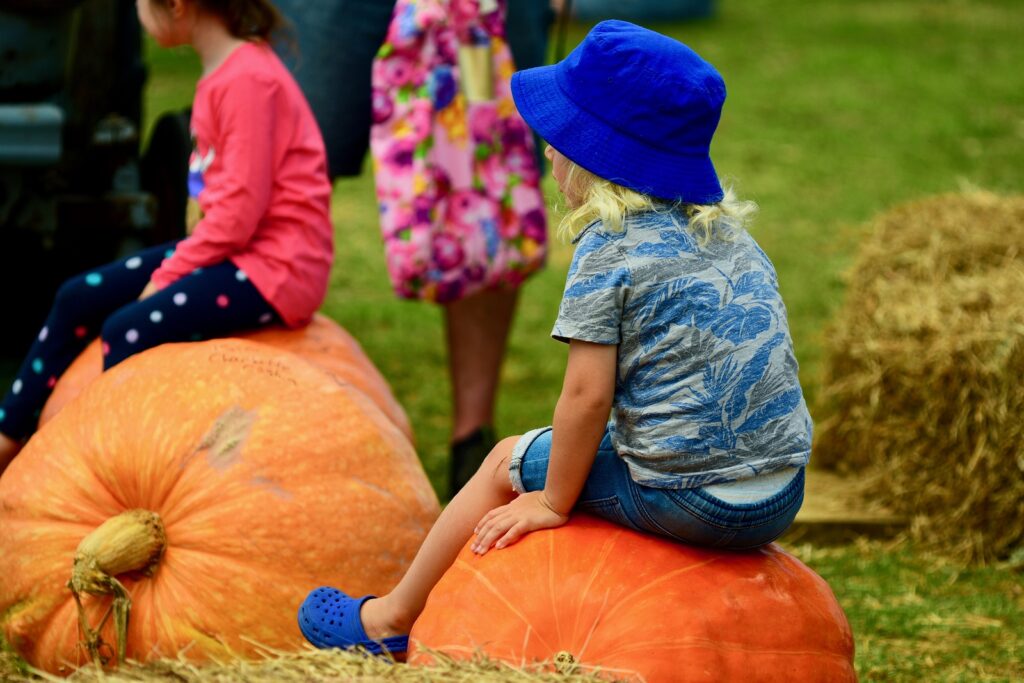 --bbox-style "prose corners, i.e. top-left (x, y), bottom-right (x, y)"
top-left (509, 427), bottom-right (805, 550)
